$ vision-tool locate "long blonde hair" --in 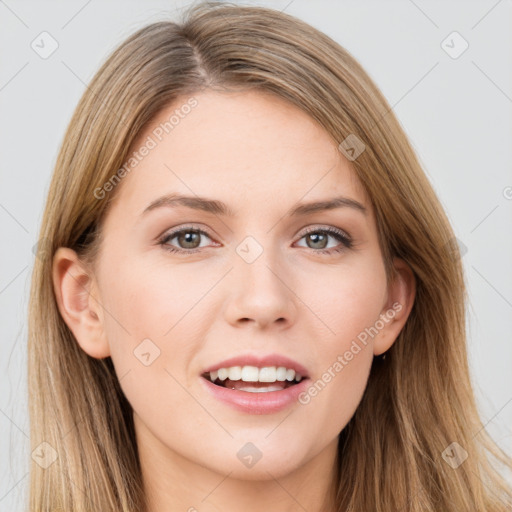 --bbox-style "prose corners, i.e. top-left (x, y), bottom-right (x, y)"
top-left (28, 2), bottom-right (512, 510)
